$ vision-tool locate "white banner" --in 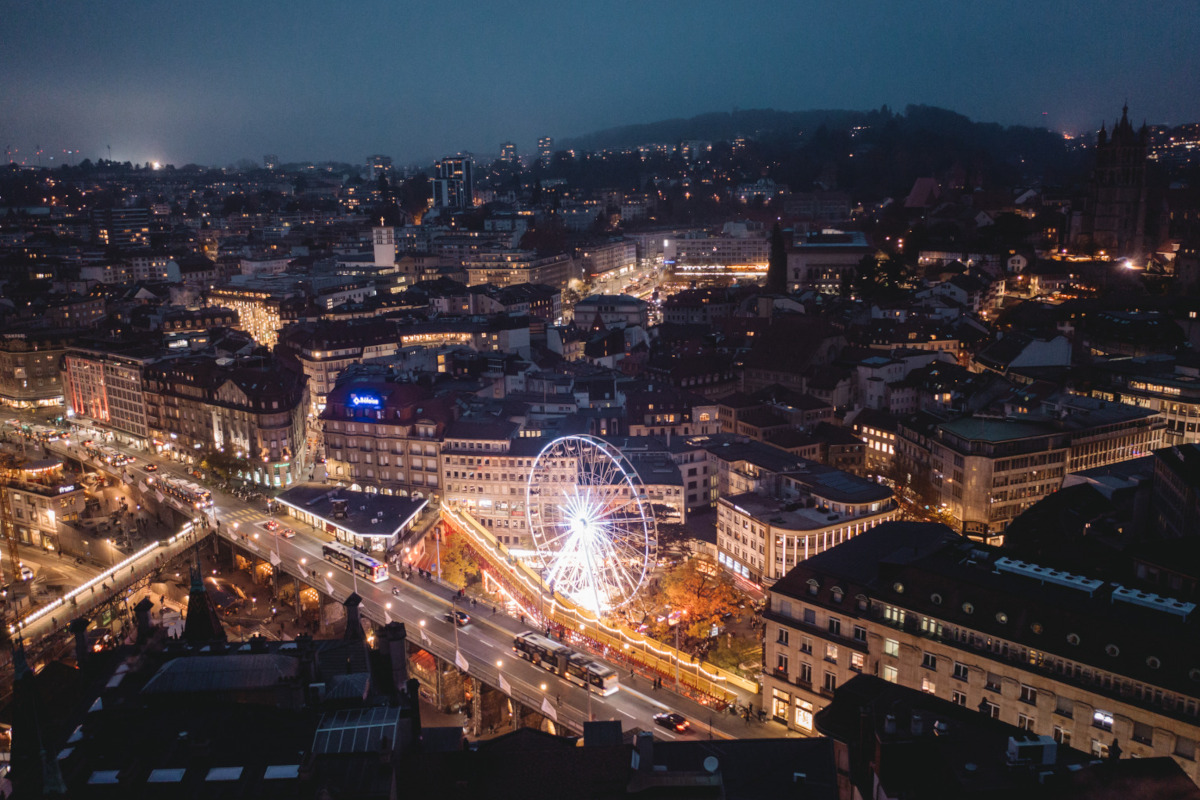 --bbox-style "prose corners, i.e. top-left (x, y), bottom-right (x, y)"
top-left (420, 627), bottom-right (430, 644)
top-left (541, 697), bottom-right (557, 721)
top-left (455, 649), bottom-right (469, 672)
top-left (155, 490), bottom-right (165, 503)
top-left (498, 674), bottom-right (511, 695)
top-left (269, 551), bottom-right (281, 566)
top-left (138, 481), bottom-right (148, 493)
